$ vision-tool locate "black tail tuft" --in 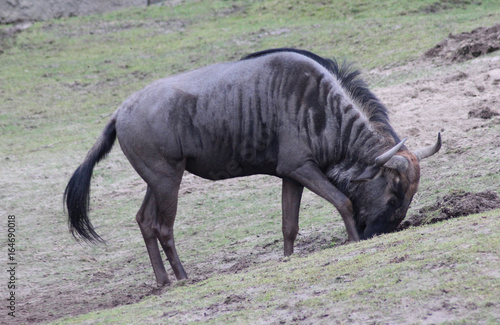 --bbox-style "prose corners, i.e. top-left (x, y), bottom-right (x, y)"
top-left (64, 119), bottom-right (116, 243)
